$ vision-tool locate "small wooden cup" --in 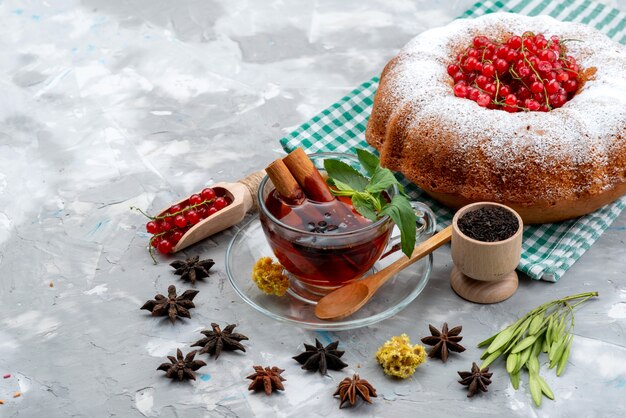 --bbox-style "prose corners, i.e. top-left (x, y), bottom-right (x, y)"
top-left (450, 202), bottom-right (523, 304)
